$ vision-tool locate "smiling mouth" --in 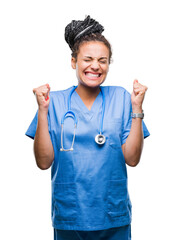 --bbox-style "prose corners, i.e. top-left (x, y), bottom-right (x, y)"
top-left (85, 72), bottom-right (102, 78)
